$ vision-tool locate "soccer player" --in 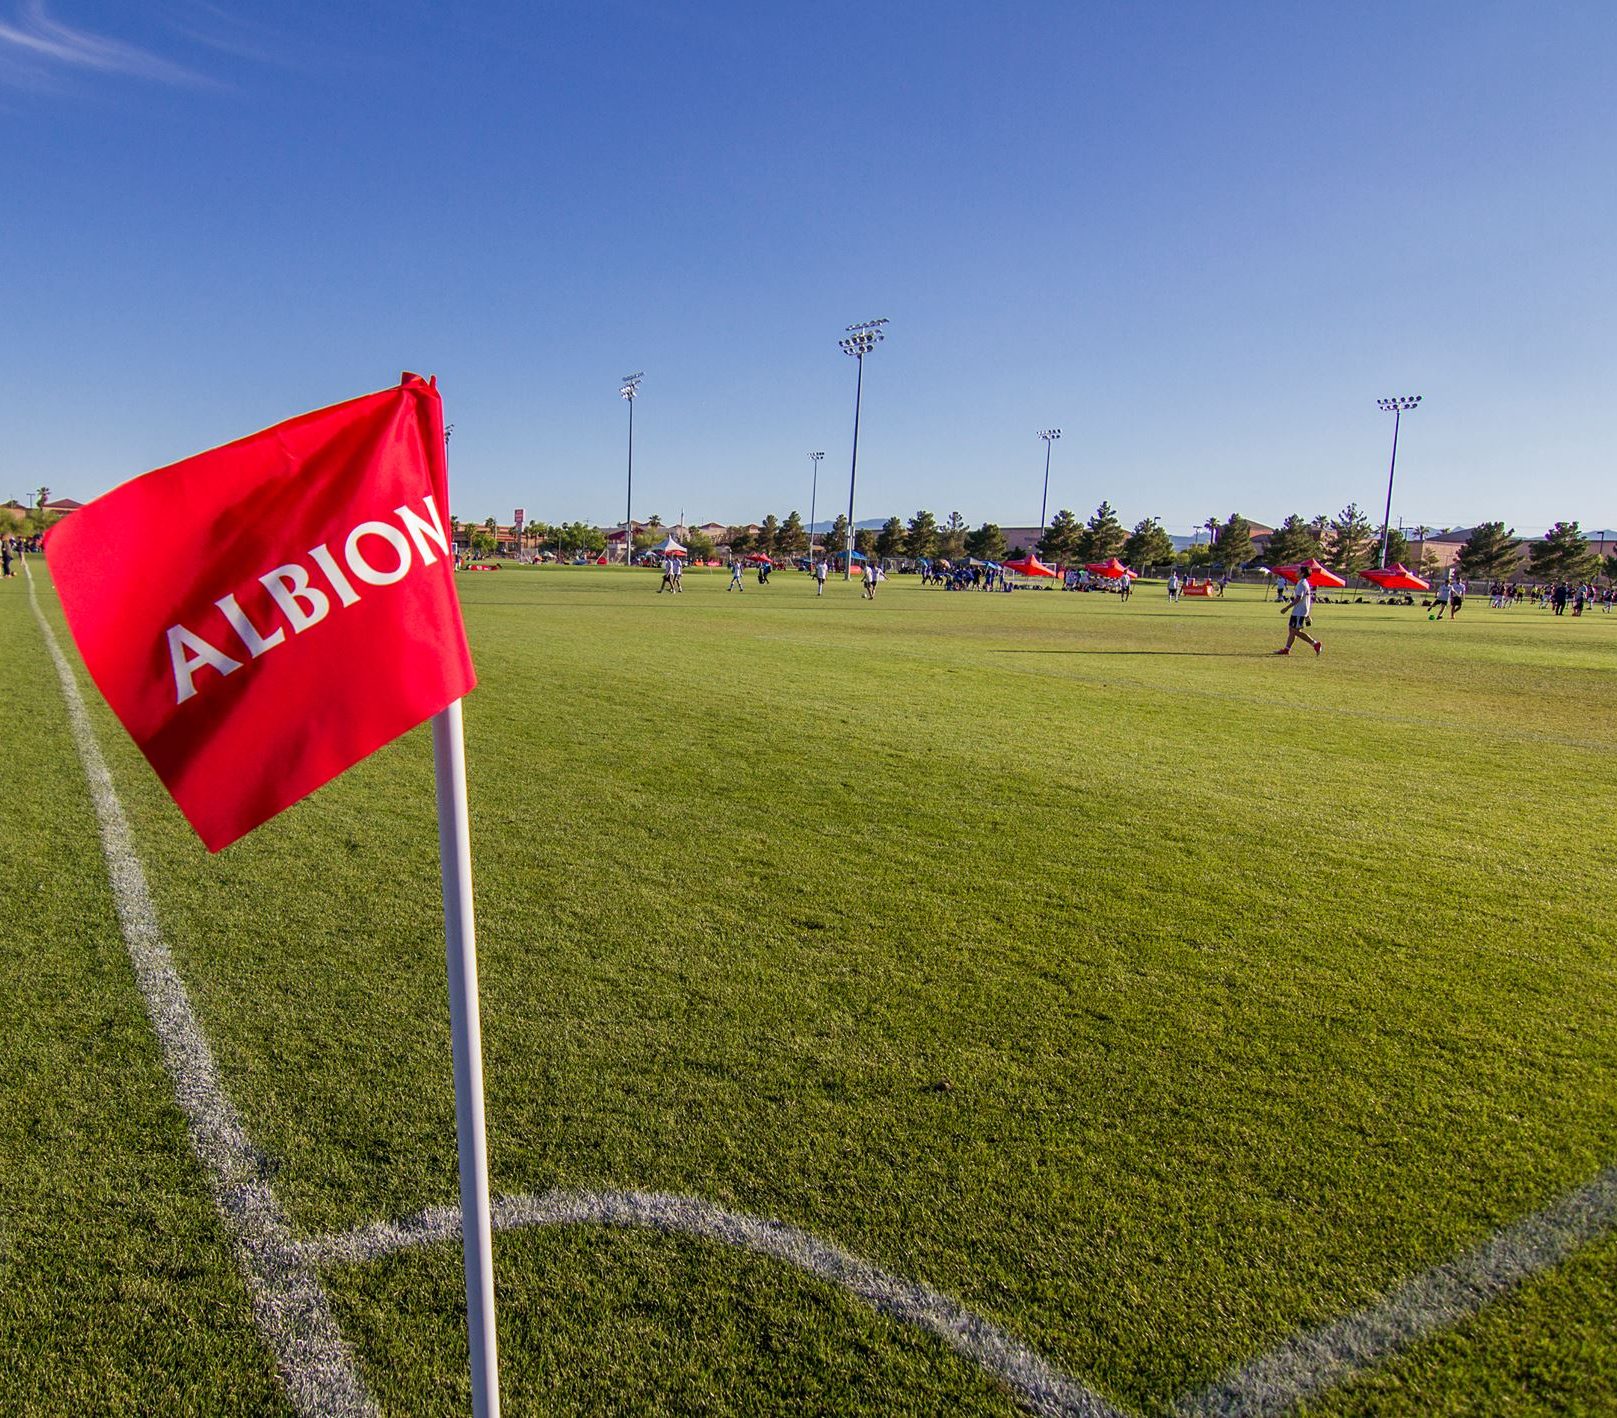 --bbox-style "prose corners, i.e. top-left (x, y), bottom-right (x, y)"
top-left (1275, 569), bottom-right (1322, 656)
